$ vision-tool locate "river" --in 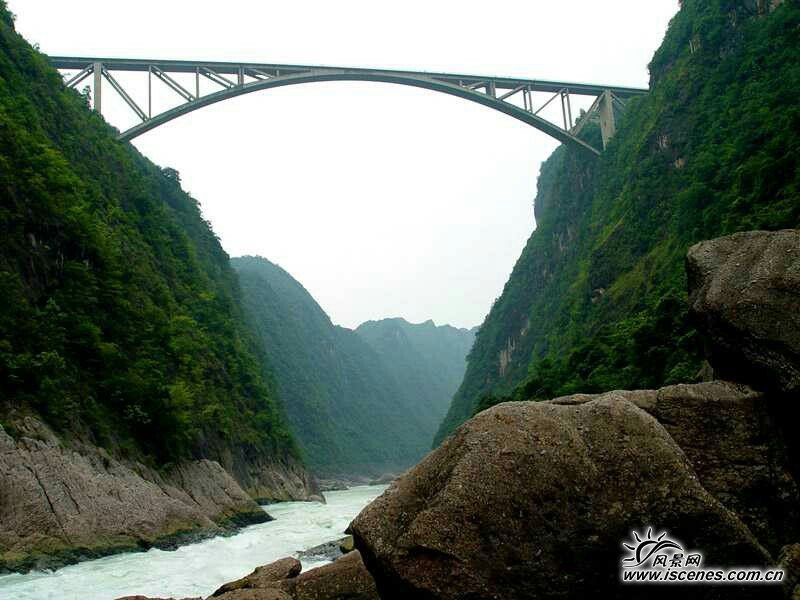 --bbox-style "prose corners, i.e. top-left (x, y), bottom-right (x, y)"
top-left (0, 484), bottom-right (386, 600)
